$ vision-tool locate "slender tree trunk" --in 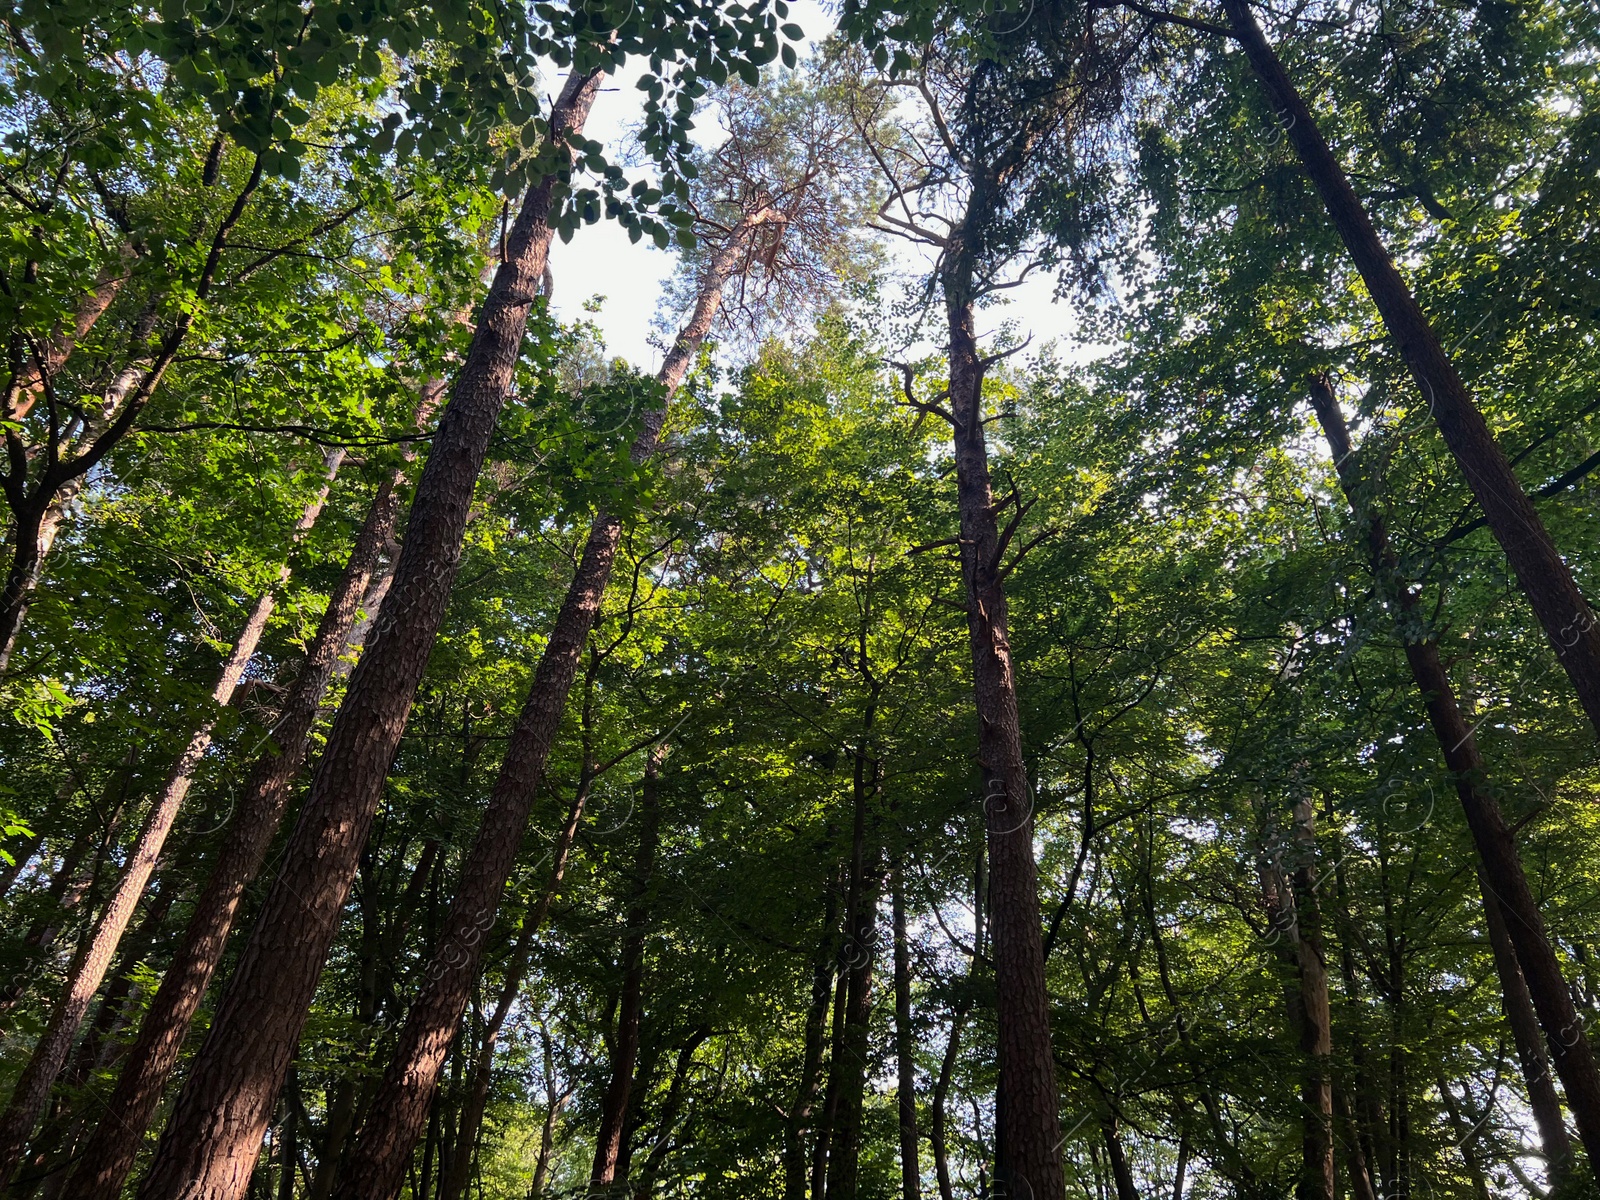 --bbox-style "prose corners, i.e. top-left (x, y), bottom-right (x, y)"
top-left (786, 867), bottom-right (842, 1200)
top-left (526, 1027), bottom-right (573, 1200)
top-left (931, 983), bottom-right (973, 1200)
top-left (892, 857), bottom-right (919, 1200)
top-left (1100, 1120), bottom-right (1139, 1200)
top-left (1171, 1129), bottom-right (1188, 1200)
top-left (0, 499), bottom-right (50, 677)
top-left (68, 454), bottom-right (411, 1200)
top-left (1223, 0), bottom-right (1600, 738)
top-left (327, 202), bottom-right (771, 1200)
top-left (1475, 864), bottom-right (1572, 1179)
top-left (1285, 798), bottom-right (1335, 1200)
top-left (0, 448), bottom-right (344, 1187)
top-left (132, 73), bottom-right (603, 1200)
top-left (627, 1031), bottom-right (707, 1200)
top-left (1436, 1075), bottom-right (1492, 1200)
top-left (1, 169), bottom-right (261, 679)
top-left (590, 744), bottom-right (666, 1194)
top-left (1325, 812), bottom-right (1383, 1200)
top-left (1309, 377), bottom-right (1600, 1177)
top-left (941, 275), bottom-right (1064, 1200)
top-left (814, 964), bottom-right (850, 1200)
top-left (1254, 800), bottom-right (1331, 1200)
top-left (824, 743), bottom-right (882, 1200)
